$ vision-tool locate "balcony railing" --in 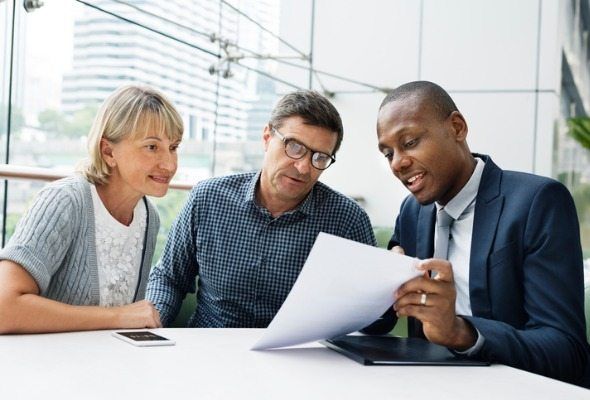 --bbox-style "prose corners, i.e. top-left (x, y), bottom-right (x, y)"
top-left (0, 164), bottom-right (194, 191)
